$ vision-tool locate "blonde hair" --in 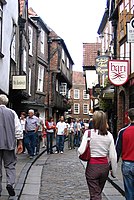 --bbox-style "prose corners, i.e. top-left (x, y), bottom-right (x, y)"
top-left (93, 111), bottom-right (108, 135)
